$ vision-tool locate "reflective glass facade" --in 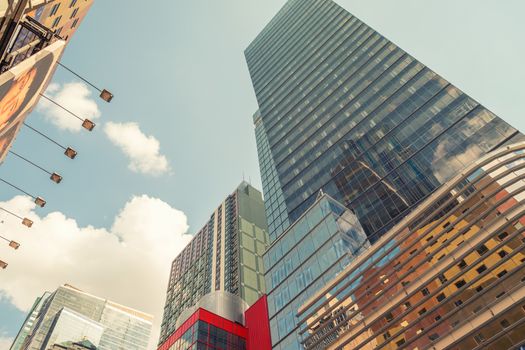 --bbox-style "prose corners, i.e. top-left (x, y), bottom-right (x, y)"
top-left (16, 285), bottom-right (152, 350)
top-left (10, 292), bottom-right (51, 350)
top-left (166, 320), bottom-right (247, 350)
top-left (245, 0), bottom-right (525, 243)
top-left (41, 308), bottom-right (103, 350)
top-left (297, 143), bottom-right (525, 350)
top-left (160, 183), bottom-right (269, 344)
top-left (264, 195), bottom-right (369, 349)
